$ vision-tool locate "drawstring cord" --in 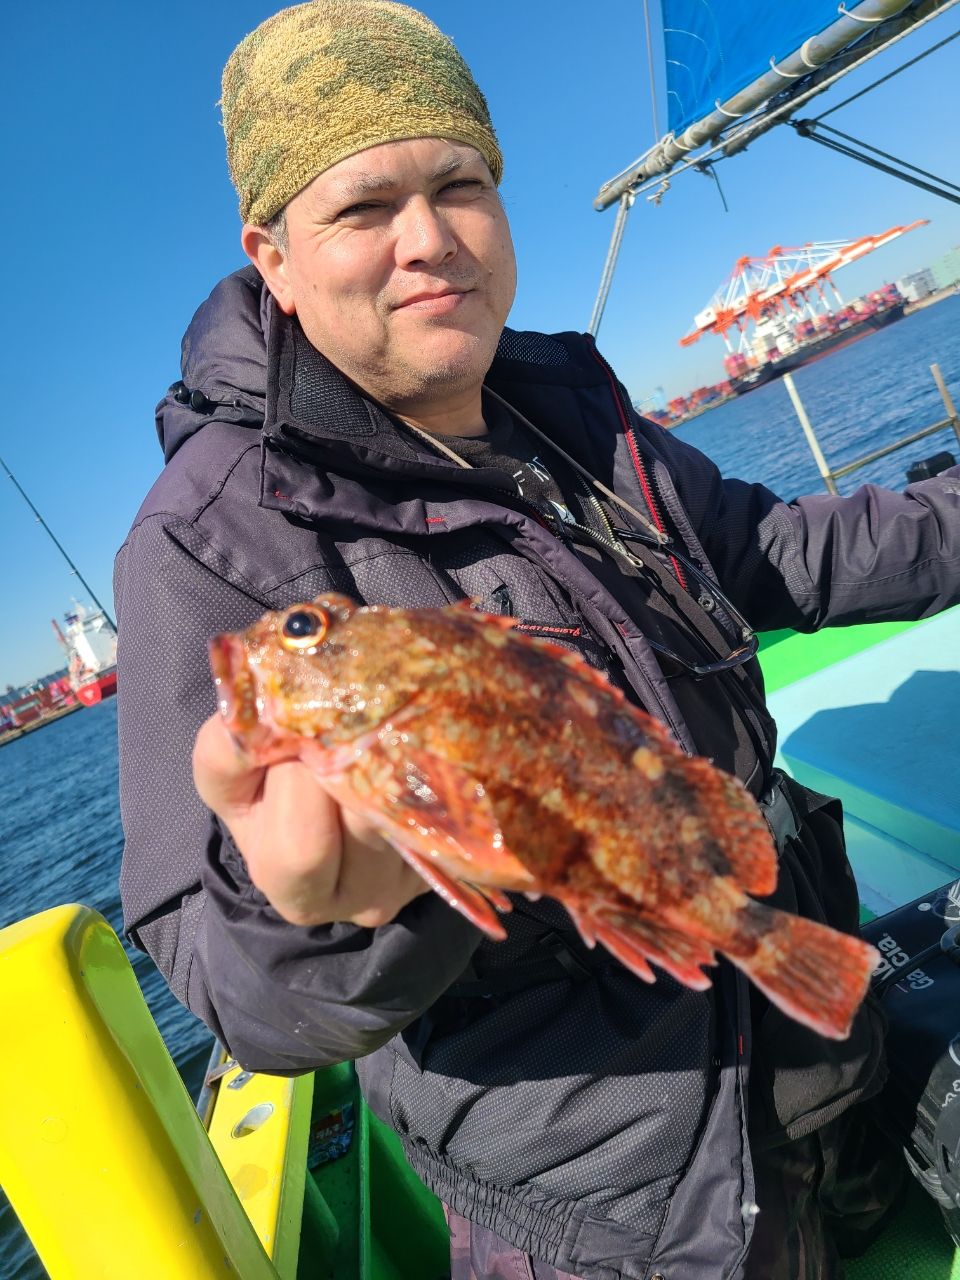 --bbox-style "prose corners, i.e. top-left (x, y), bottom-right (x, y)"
top-left (398, 387), bottom-right (669, 547)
